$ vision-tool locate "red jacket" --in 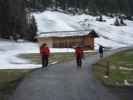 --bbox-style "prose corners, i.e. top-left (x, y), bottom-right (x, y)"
top-left (40, 47), bottom-right (50, 56)
top-left (75, 47), bottom-right (84, 58)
